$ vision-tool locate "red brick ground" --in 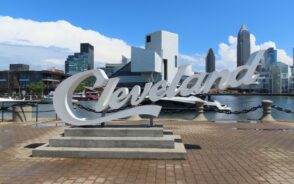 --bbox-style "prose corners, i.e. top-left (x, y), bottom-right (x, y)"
top-left (0, 120), bottom-right (293, 184)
